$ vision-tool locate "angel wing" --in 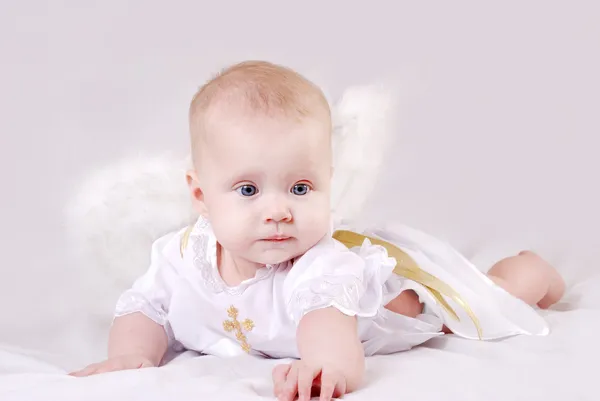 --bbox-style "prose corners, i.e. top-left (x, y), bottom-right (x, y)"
top-left (63, 153), bottom-right (198, 288)
top-left (64, 85), bottom-right (397, 289)
top-left (330, 84), bottom-right (396, 226)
